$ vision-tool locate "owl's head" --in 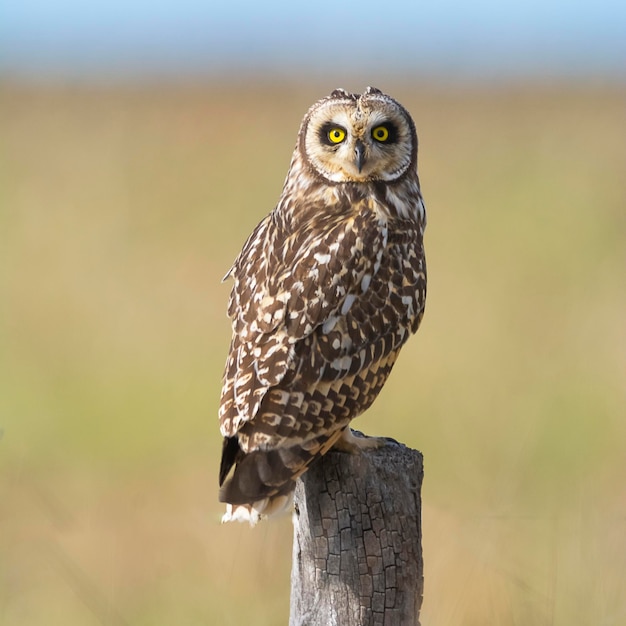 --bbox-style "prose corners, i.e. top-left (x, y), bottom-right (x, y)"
top-left (298, 87), bottom-right (418, 183)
